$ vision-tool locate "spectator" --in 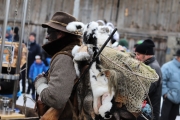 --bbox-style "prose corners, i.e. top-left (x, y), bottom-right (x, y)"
top-left (118, 38), bottom-right (129, 50)
top-left (29, 55), bottom-right (46, 100)
top-left (135, 39), bottom-right (162, 120)
top-left (160, 49), bottom-right (180, 120)
top-left (6, 26), bottom-right (13, 42)
top-left (13, 26), bottom-right (19, 42)
top-left (41, 49), bottom-right (51, 70)
top-left (22, 32), bottom-right (41, 94)
top-left (115, 45), bottom-right (127, 51)
top-left (133, 40), bottom-right (144, 52)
